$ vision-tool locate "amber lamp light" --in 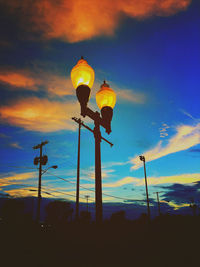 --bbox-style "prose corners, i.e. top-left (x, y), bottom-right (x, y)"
top-left (71, 57), bottom-right (95, 115)
top-left (96, 81), bottom-right (116, 133)
top-left (71, 57), bottom-right (95, 89)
